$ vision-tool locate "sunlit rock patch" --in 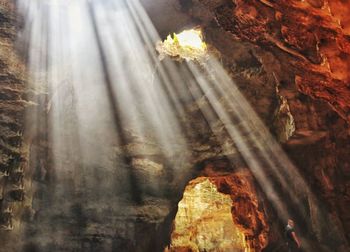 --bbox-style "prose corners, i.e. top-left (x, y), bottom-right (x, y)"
top-left (167, 177), bottom-right (250, 252)
top-left (156, 29), bottom-right (208, 61)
